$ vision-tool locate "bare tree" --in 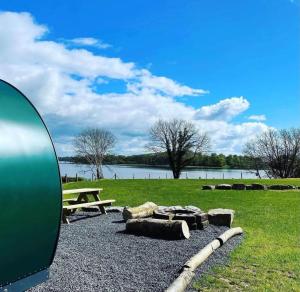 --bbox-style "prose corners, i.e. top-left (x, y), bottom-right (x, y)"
top-left (149, 119), bottom-right (210, 179)
top-left (74, 128), bottom-right (116, 179)
top-left (243, 128), bottom-right (300, 178)
top-left (243, 141), bottom-right (263, 179)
